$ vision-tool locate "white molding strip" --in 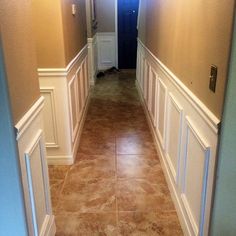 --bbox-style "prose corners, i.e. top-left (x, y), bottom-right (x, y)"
top-left (24, 129), bottom-right (44, 236)
top-left (138, 39), bottom-right (220, 134)
top-left (47, 155), bottom-right (74, 165)
top-left (15, 96), bottom-right (44, 140)
top-left (38, 44), bottom-right (88, 77)
top-left (40, 87), bottom-right (59, 148)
